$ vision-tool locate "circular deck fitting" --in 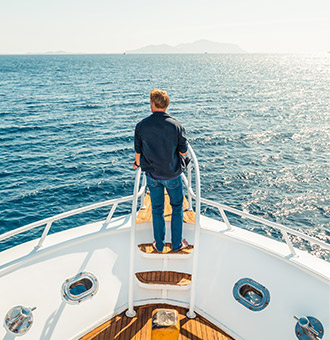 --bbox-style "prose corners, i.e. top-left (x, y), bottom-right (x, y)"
top-left (61, 272), bottom-right (99, 304)
top-left (4, 306), bottom-right (36, 335)
top-left (294, 316), bottom-right (324, 340)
